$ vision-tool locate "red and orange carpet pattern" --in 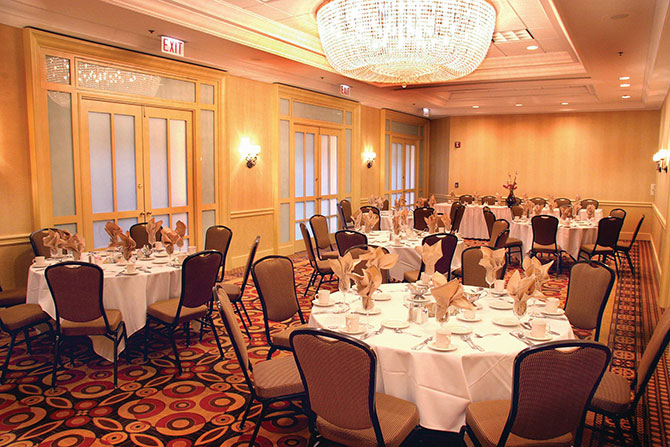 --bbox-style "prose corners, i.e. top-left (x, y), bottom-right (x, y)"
top-left (0, 241), bottom-right (667, 446)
